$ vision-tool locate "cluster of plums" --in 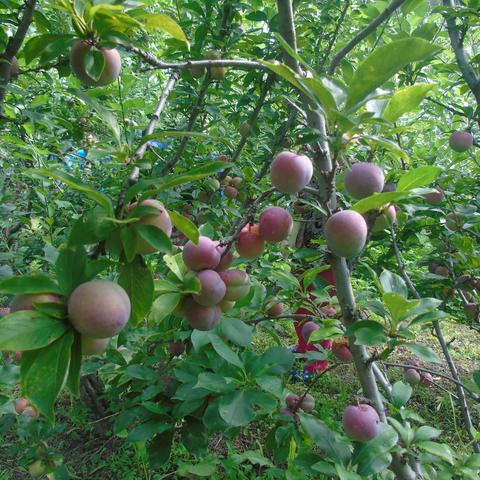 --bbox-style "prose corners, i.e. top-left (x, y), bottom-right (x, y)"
top-left (179, 236), bottom-right (250, 330)
top-left (280, 392), bottom-right (315, 419)
top-left (403, 360), bottom-right (433, 386)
